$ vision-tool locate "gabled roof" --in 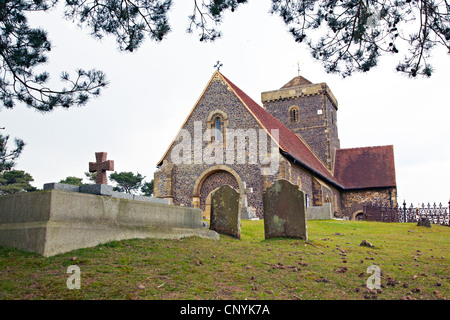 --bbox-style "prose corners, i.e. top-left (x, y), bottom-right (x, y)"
top-left (334, 145), bottom-right (396, 189)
